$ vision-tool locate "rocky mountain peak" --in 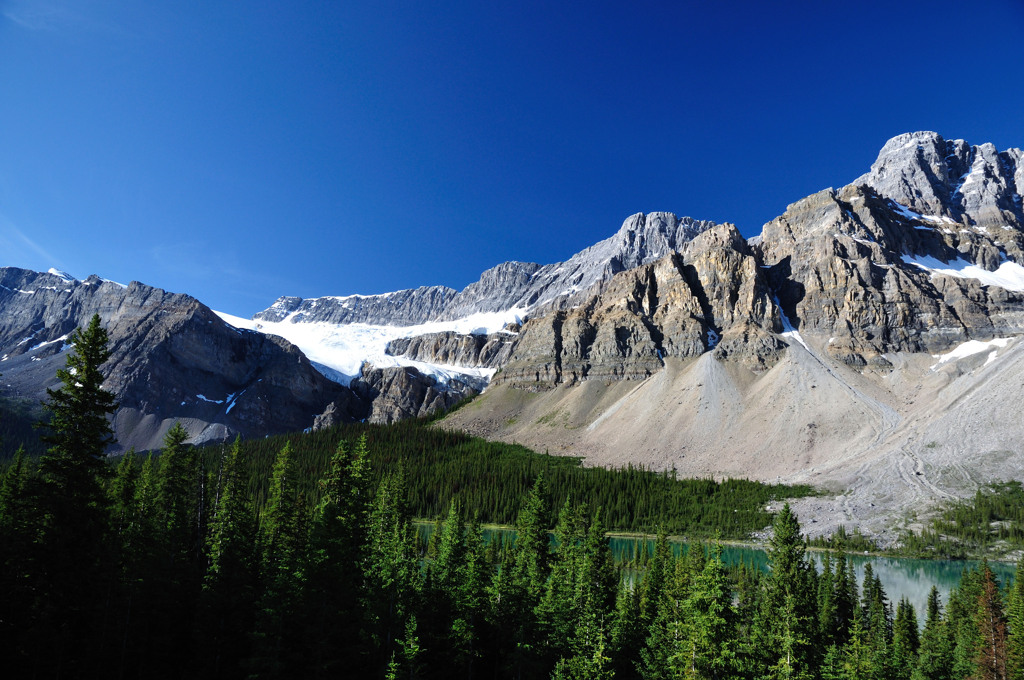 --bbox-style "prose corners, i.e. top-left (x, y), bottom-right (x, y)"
top-left (854, 131), bottom-right (1024, 231)
top-left (252, 285), bottom-right (458, 327)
